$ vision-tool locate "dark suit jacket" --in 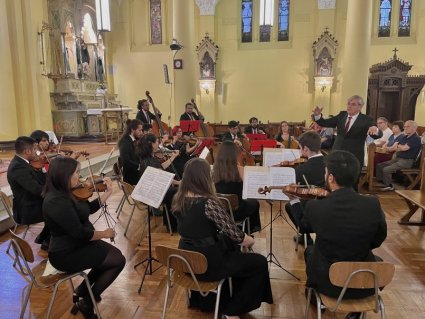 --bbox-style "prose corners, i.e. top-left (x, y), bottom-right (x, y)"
top-left (7, 155), bottom-right (45, 224)
top-left (180, 112), bottom-right (200, 121)
top-left (244, 125), bottom-right (266, 134)
top-left (118, 135), bottom-right (140, 185)
top-left (315, 111), bottom-right (382, 166)
top-left (303, 187), bottom-right (387, 298)
top-left (295, 155), bottom-right (326, 186)
top-left (136, 110), bottom-right (157, 124)
top-left (222, 131), bottom-right (245, 142)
